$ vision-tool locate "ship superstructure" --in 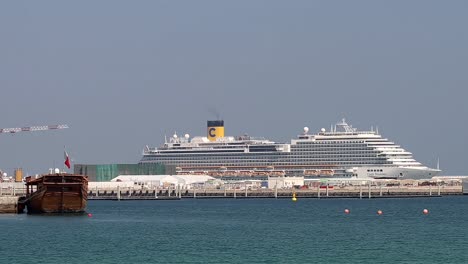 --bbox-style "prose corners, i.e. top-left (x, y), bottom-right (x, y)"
top-left (140, 119), bottom-right (439, 179)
